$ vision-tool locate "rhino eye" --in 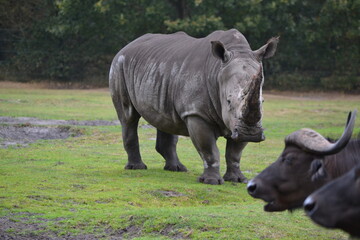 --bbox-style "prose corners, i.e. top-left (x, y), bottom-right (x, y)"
top-left (227, 99), bottom-right (231, 105)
